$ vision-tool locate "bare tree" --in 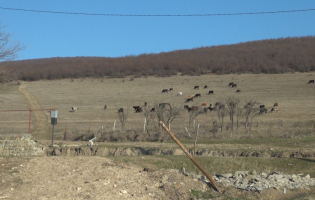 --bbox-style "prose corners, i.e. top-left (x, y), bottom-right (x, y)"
top-left (243, 100), bottom-right (260, 134)
top-left (0, 23), bottom-right (25, 83)
top-left (216, 105), bottom-right (226, 132)
top-left (187, 106), bottom-right (203, 130)
top-left (115, 103), bottom-right (131, 130)
top-left (225, 96), bottom-right (240, 131)
top-left (154, 102), bottom-right (181, 130)
top-left (164, 104), bottom-right (182, 128)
